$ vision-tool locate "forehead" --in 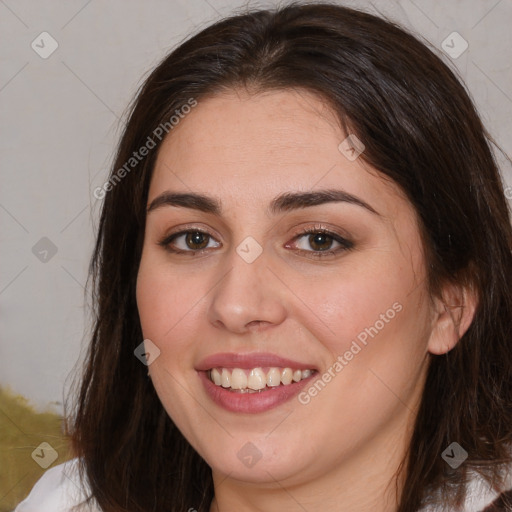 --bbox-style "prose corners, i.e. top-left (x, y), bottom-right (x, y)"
top-left (149, 88), bottom-right (407, 217)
